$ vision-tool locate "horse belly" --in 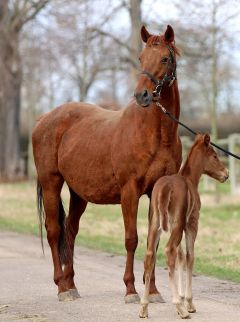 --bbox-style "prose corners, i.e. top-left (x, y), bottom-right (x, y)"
top-left (64, 168), bottom-right (121, 204)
